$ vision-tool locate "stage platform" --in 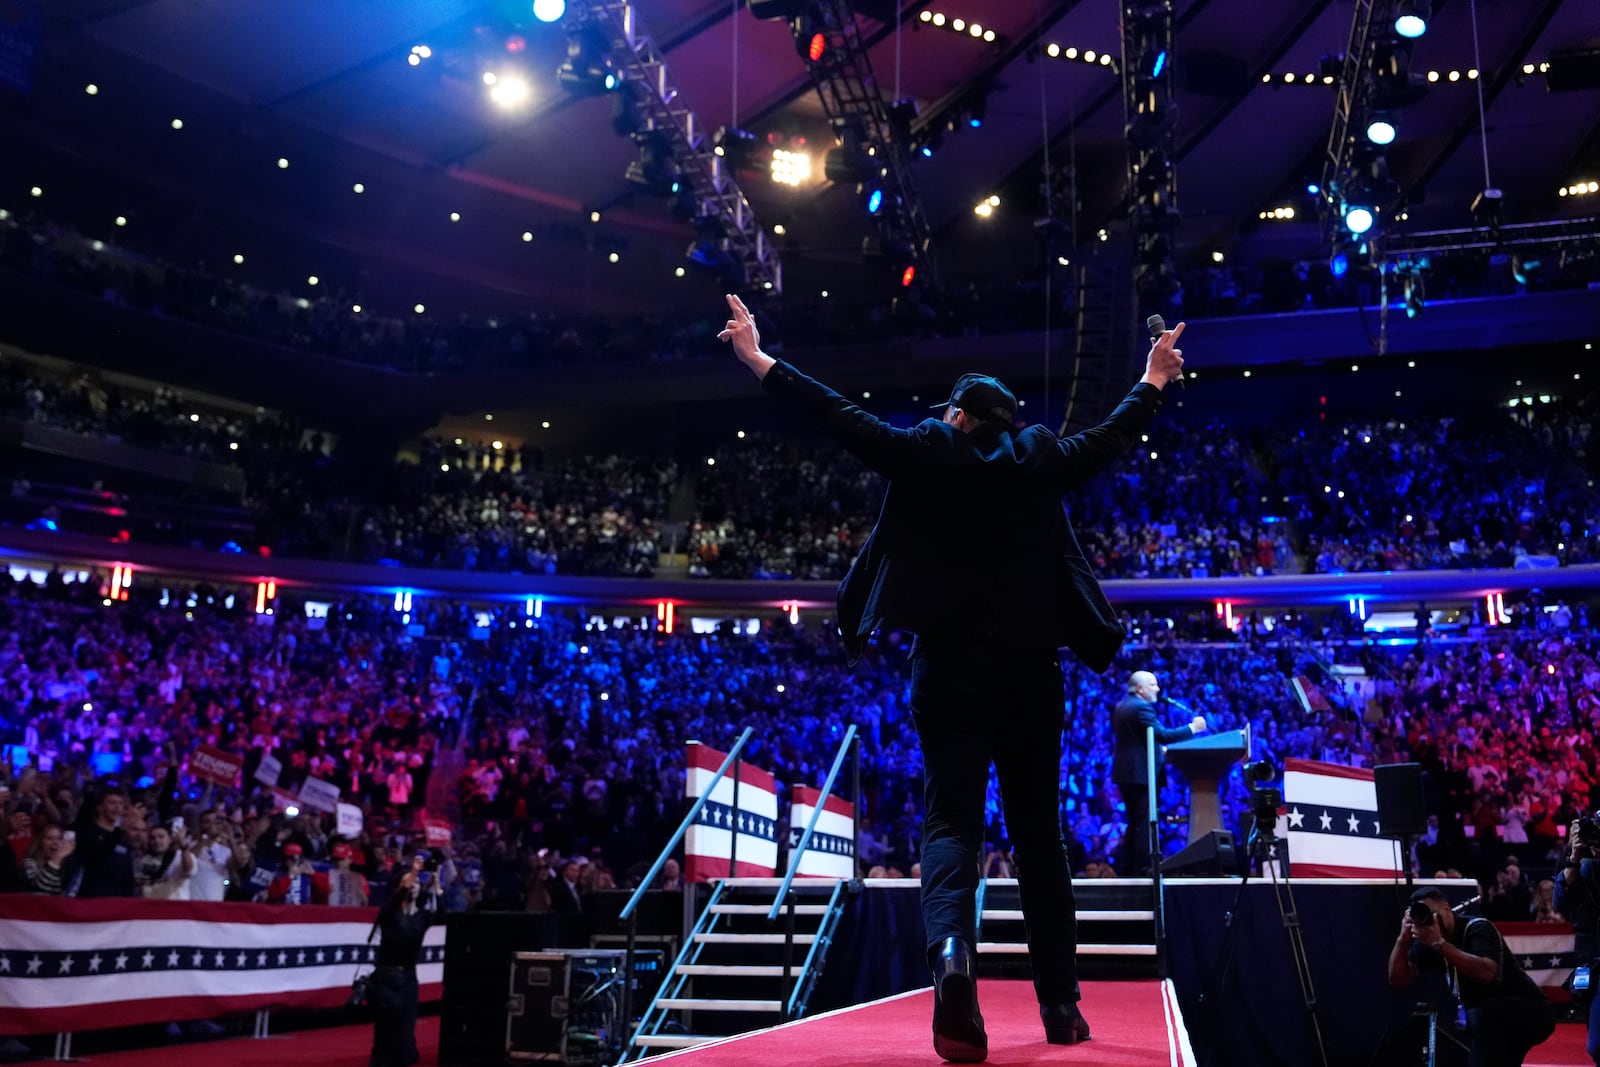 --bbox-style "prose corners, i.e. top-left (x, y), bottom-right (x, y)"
top-left (650, 980), bottom-right (1193, 1067)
